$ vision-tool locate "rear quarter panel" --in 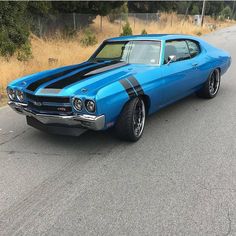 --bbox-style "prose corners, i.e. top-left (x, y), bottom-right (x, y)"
top-left (199, 39), bottom-right (231, 75)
